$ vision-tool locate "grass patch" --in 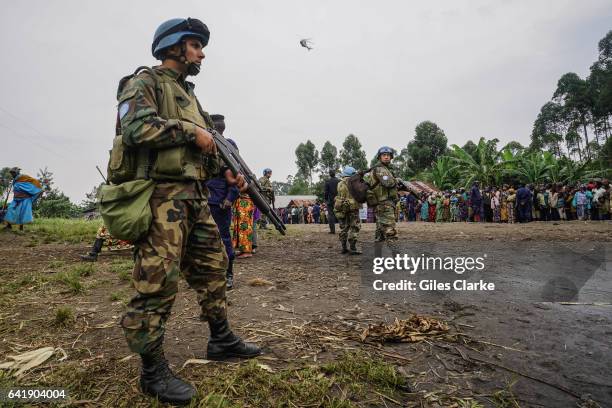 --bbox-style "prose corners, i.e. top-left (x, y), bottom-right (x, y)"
top-left (69, 263), bottom-right (94, 277)
top-left (109, 291), bottom-right (123, 302)
top-left (48, 260), bottom-right (66, 269)
top-left (55, 270), bottom-right (83, 294)
top-left (4, 275), bottom-right (37, 291)
top-left (456, 398), bottom-right (485, 408)
top-left (1, 274), bottom-right (47, 295)
top-left (0, 371), bottom-right (20, 408)
top-left (321, 351), bottom-right (407, 396)
top-left (490, 378), bottom-right (520, 408)
top-left (54, 306), bottom-right (75, 327)
top-left (110, 260), bottom-right (133, 281)
top-left (196, 352), bottom-right (409, 407)
top-left (29, 218), bottom-right (100, 243)
top-left (36, 352), bottom-right (412, 407)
